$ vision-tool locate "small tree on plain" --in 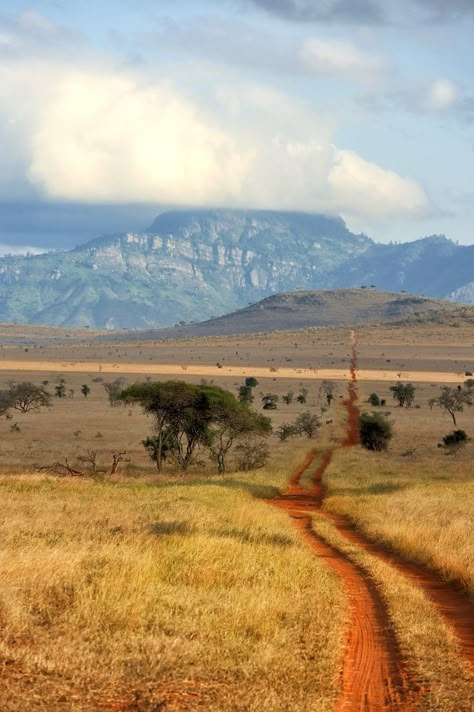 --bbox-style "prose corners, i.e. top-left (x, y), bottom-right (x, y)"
top-left (238, 385), bottom-right (254, 405)
top-left (262, 393), bottom-right (278, 410)
top-left (276, 422), bottom-right (298, 441)
top-left (0, 382), bottom-right (51, 415)
top-left (103, 378), bottom-right (127, 407)
top-left (359, 412), bottom-right (392, 451)
top-left (81, 384), bottom-right (91, 398)
top-left (296, 388), bottom-right (308, 405)
top-left (245, 377), bottom-right (258, 389)
top-left (368, 392), bottom-right (380, 406)
top-left (390, 383), bottom-right (416, 408)
top-left (294, 411), bottom-right (321, 438)
top-left (54, 378), bottom-right (66, 399)
top-left (430, 385), bottom-right (473, 426)
top-left (319, 380), bottom-right (337, 407)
